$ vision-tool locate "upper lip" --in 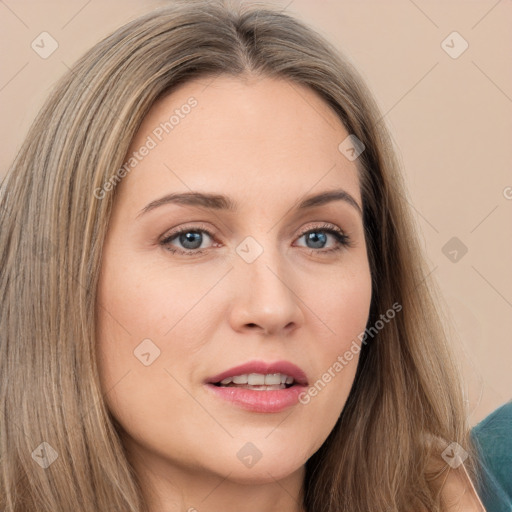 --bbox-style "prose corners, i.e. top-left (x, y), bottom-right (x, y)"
top-left (205, 360), bottom-right (309, 386)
